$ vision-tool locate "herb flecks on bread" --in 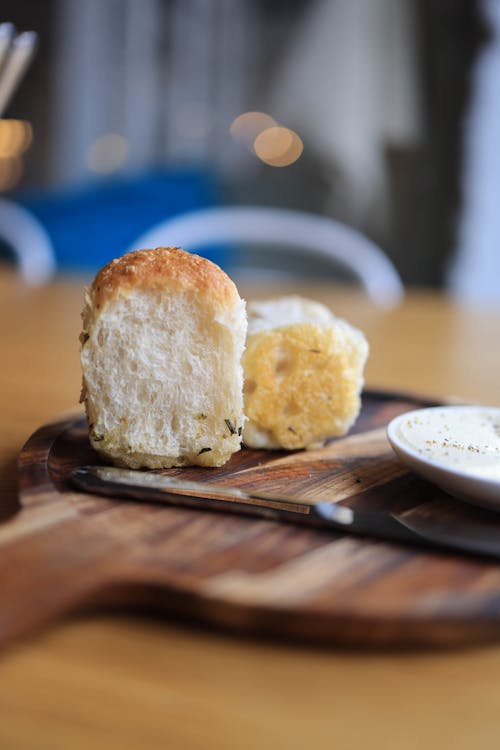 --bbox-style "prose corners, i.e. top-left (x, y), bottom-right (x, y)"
top-left (242, 296), bottom-right (369, 450)
top-left (80, 247), bottom-right (247, 469)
